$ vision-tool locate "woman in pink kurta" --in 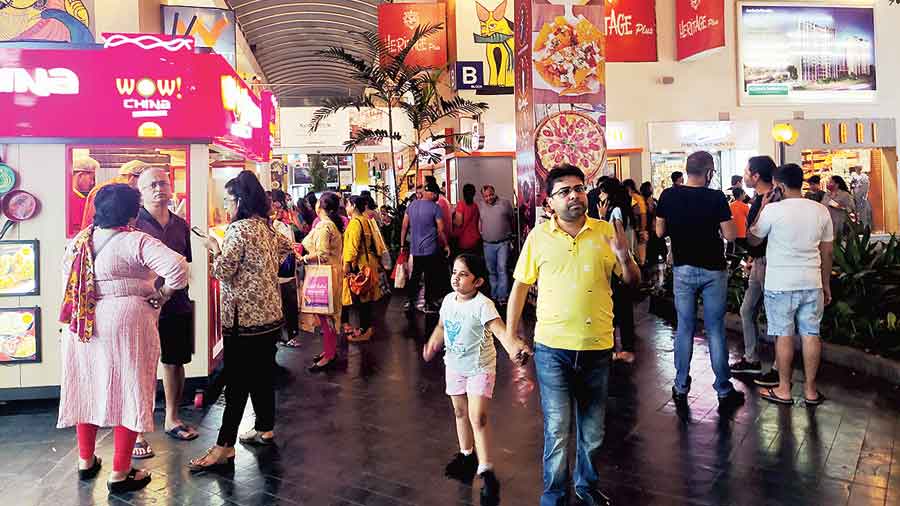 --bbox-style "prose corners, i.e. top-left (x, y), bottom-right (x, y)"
top-left (57, 184), bottom-right (189, 493)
